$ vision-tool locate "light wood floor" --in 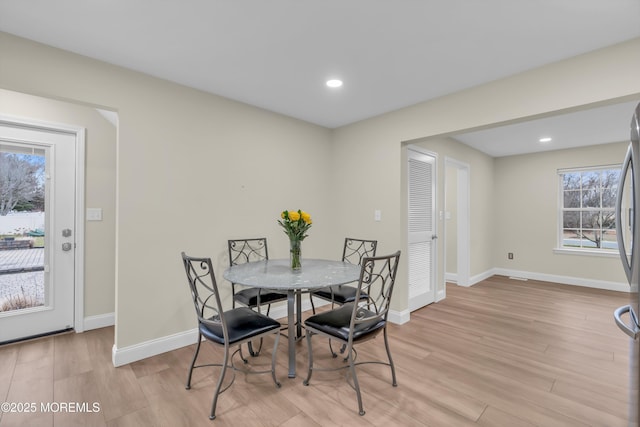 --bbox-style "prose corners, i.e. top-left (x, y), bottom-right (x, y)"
top-left (0, 275), bottom-right (632, 426)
